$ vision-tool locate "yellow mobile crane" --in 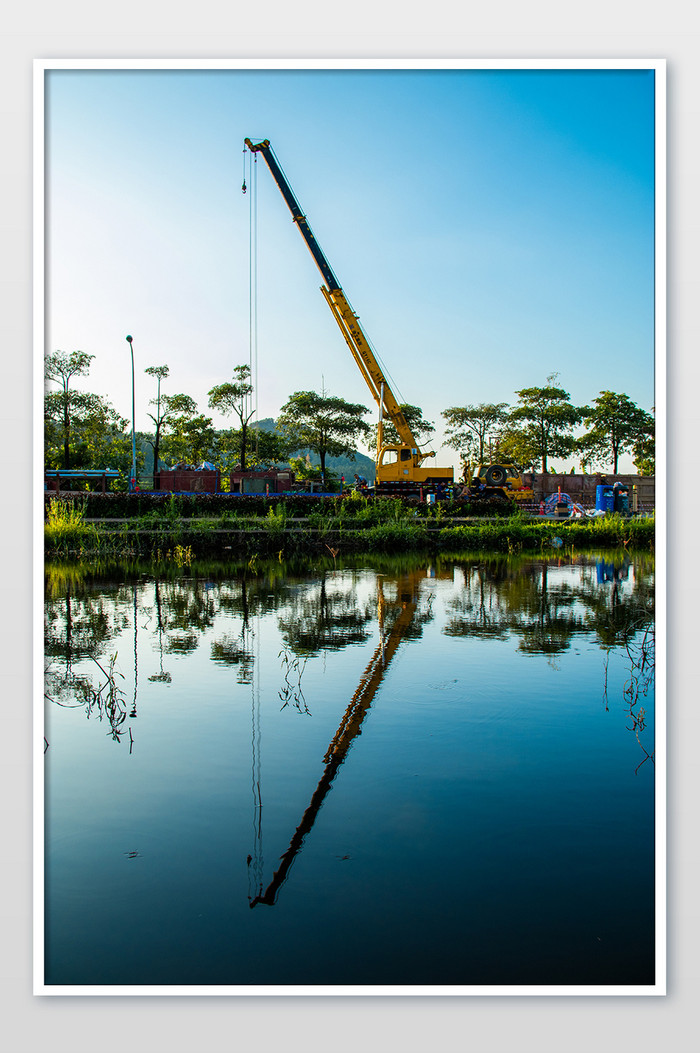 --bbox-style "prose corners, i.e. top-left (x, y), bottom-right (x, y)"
top-left (244, 139), bottom-right (454, 493)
